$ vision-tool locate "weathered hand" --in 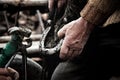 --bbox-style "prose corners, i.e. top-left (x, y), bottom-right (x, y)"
top-left (0, 67), bottom-right (19, 80)
top-left (58, 17), bottom-right (94, 60)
